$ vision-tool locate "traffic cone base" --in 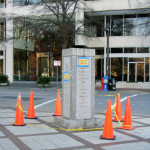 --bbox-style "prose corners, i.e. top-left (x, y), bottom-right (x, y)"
top-left (53, 114), bottom-right (61, 116)
top-left (25, 117), bottom-right (38, 119)
top-left (100, 135), bottom-right (116, 140)
top-left (113, 119), bottom-right (123, 122)
top-left (119, 126), bottom-right (136, 130)
top-left (13, 123), bottom-right (26, 126)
